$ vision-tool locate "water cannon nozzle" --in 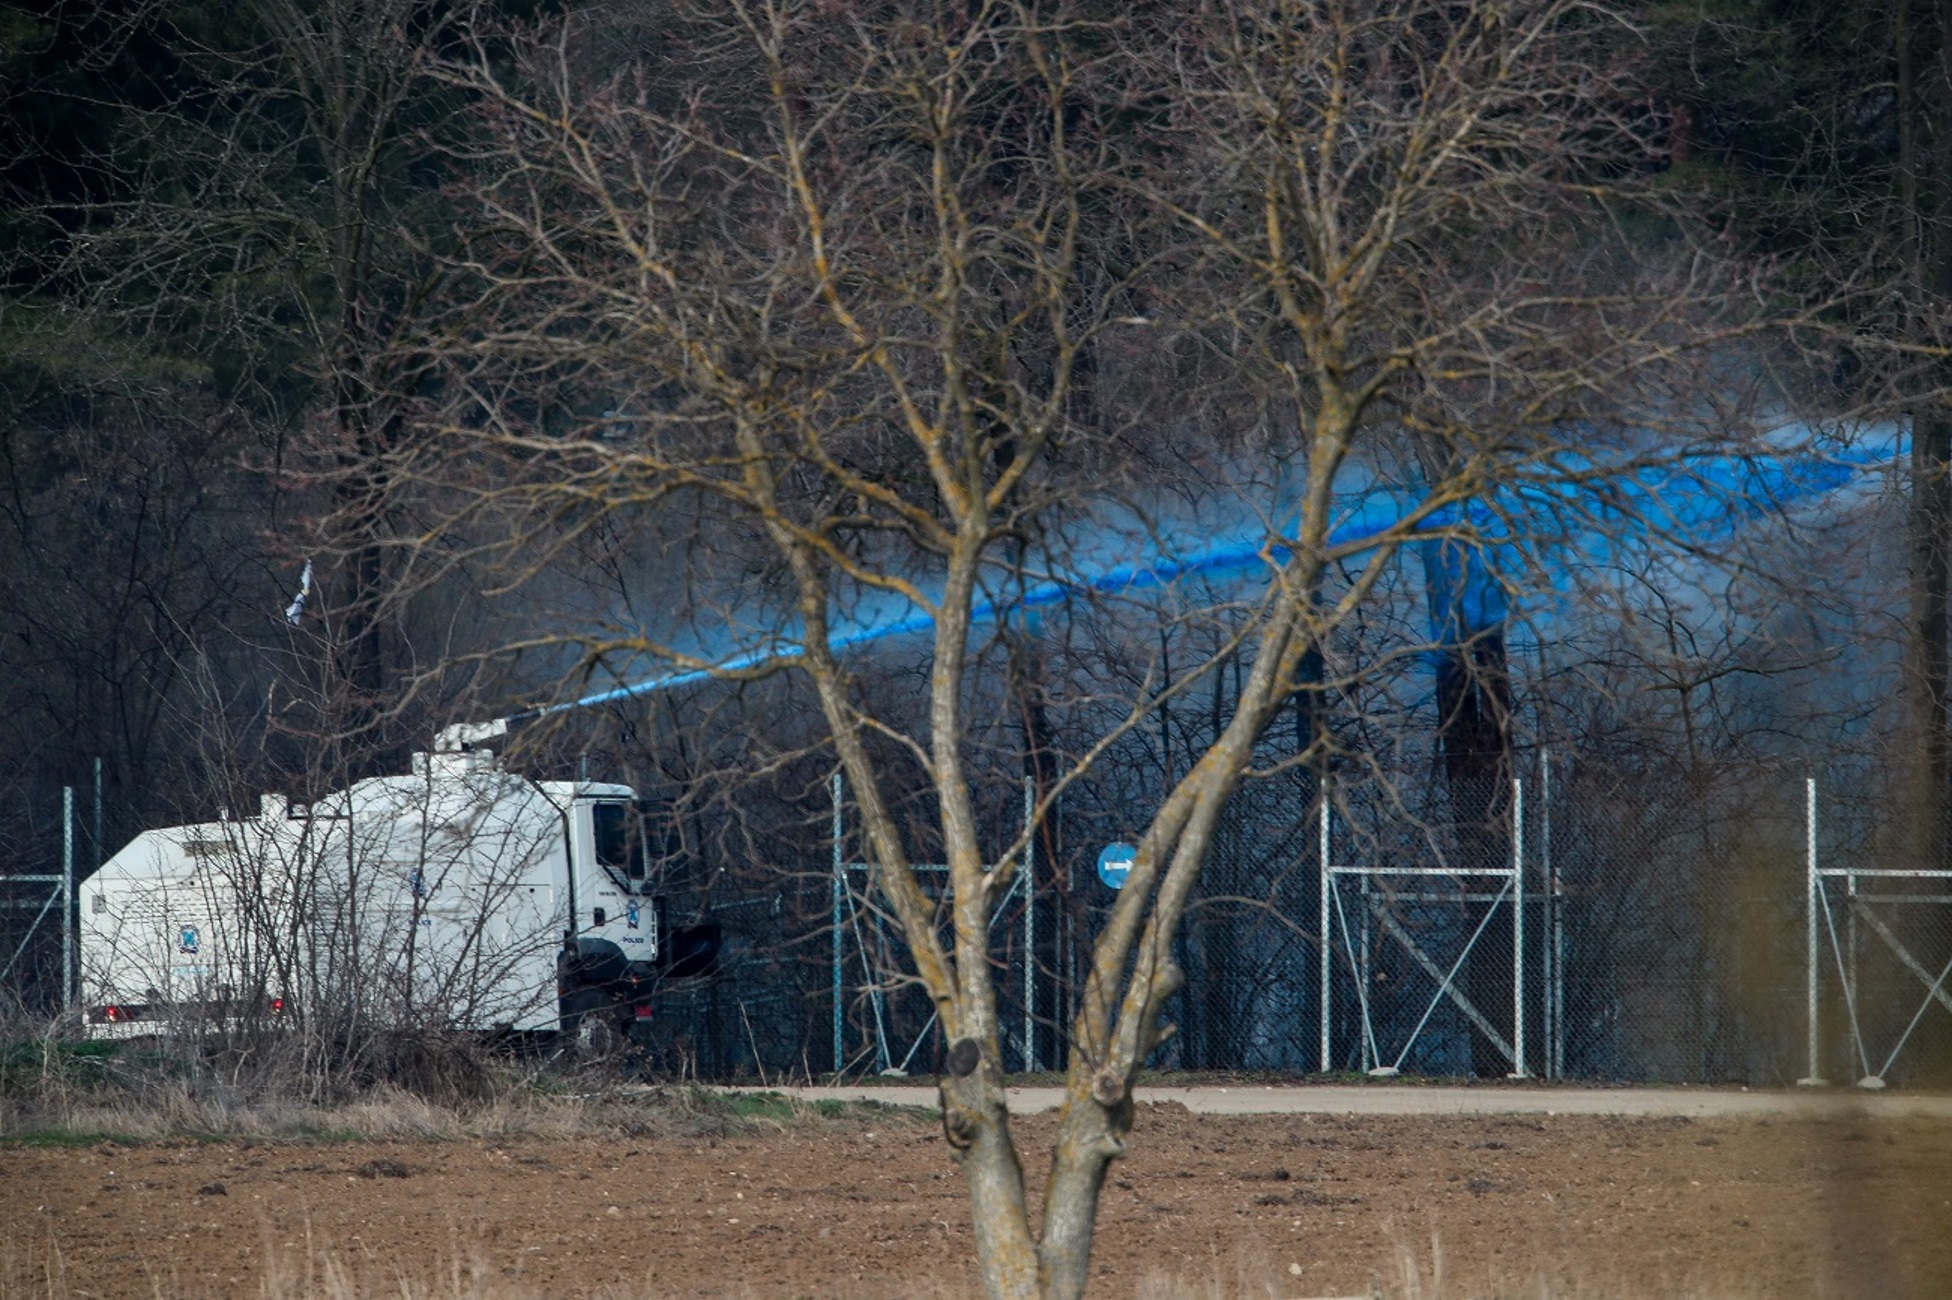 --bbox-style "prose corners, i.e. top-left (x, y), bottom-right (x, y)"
top-left (434, 718), bottom-right (510, 751)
